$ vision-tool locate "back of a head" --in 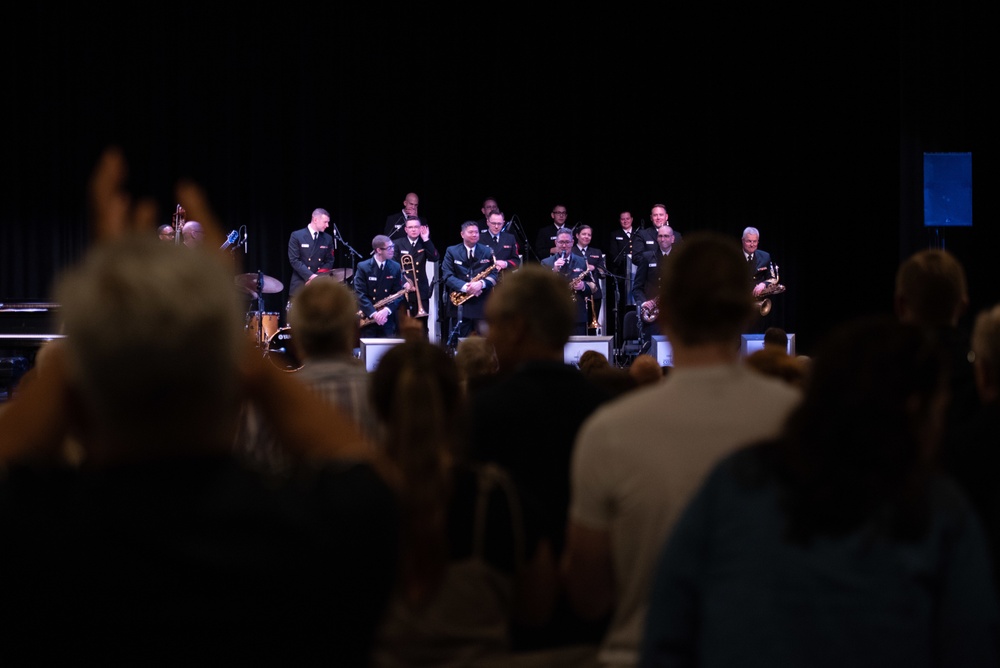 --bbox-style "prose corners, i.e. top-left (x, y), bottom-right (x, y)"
top-left (763, 327), bottom-right (788, 350)
top-left (971, 303), bottom-right (1000, 403)
top-left (629, 354), bottom-right (664, 386)
top-left (659, 231), bottom-right (755, 346)
top-left (577, 349), bottom-right (610, 375)
top-left (454, 336), bottom-right (498, 388)
top-left (895, 249), bottom-right (968, 328)
top-left (55, 235), bottom-right (244, 449)
top-left (745, 347), bottom-right (805, 387)
top-left (370, 340), bottom-right (462, 601)
top-left (487, 265), bottom-right (574, 353)
top-left (371, 340), bottom-right (466, 463)
top-left (288, 278), bottom-right (358, 359)
top-left (779, 315), bottom-right (947, 540)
